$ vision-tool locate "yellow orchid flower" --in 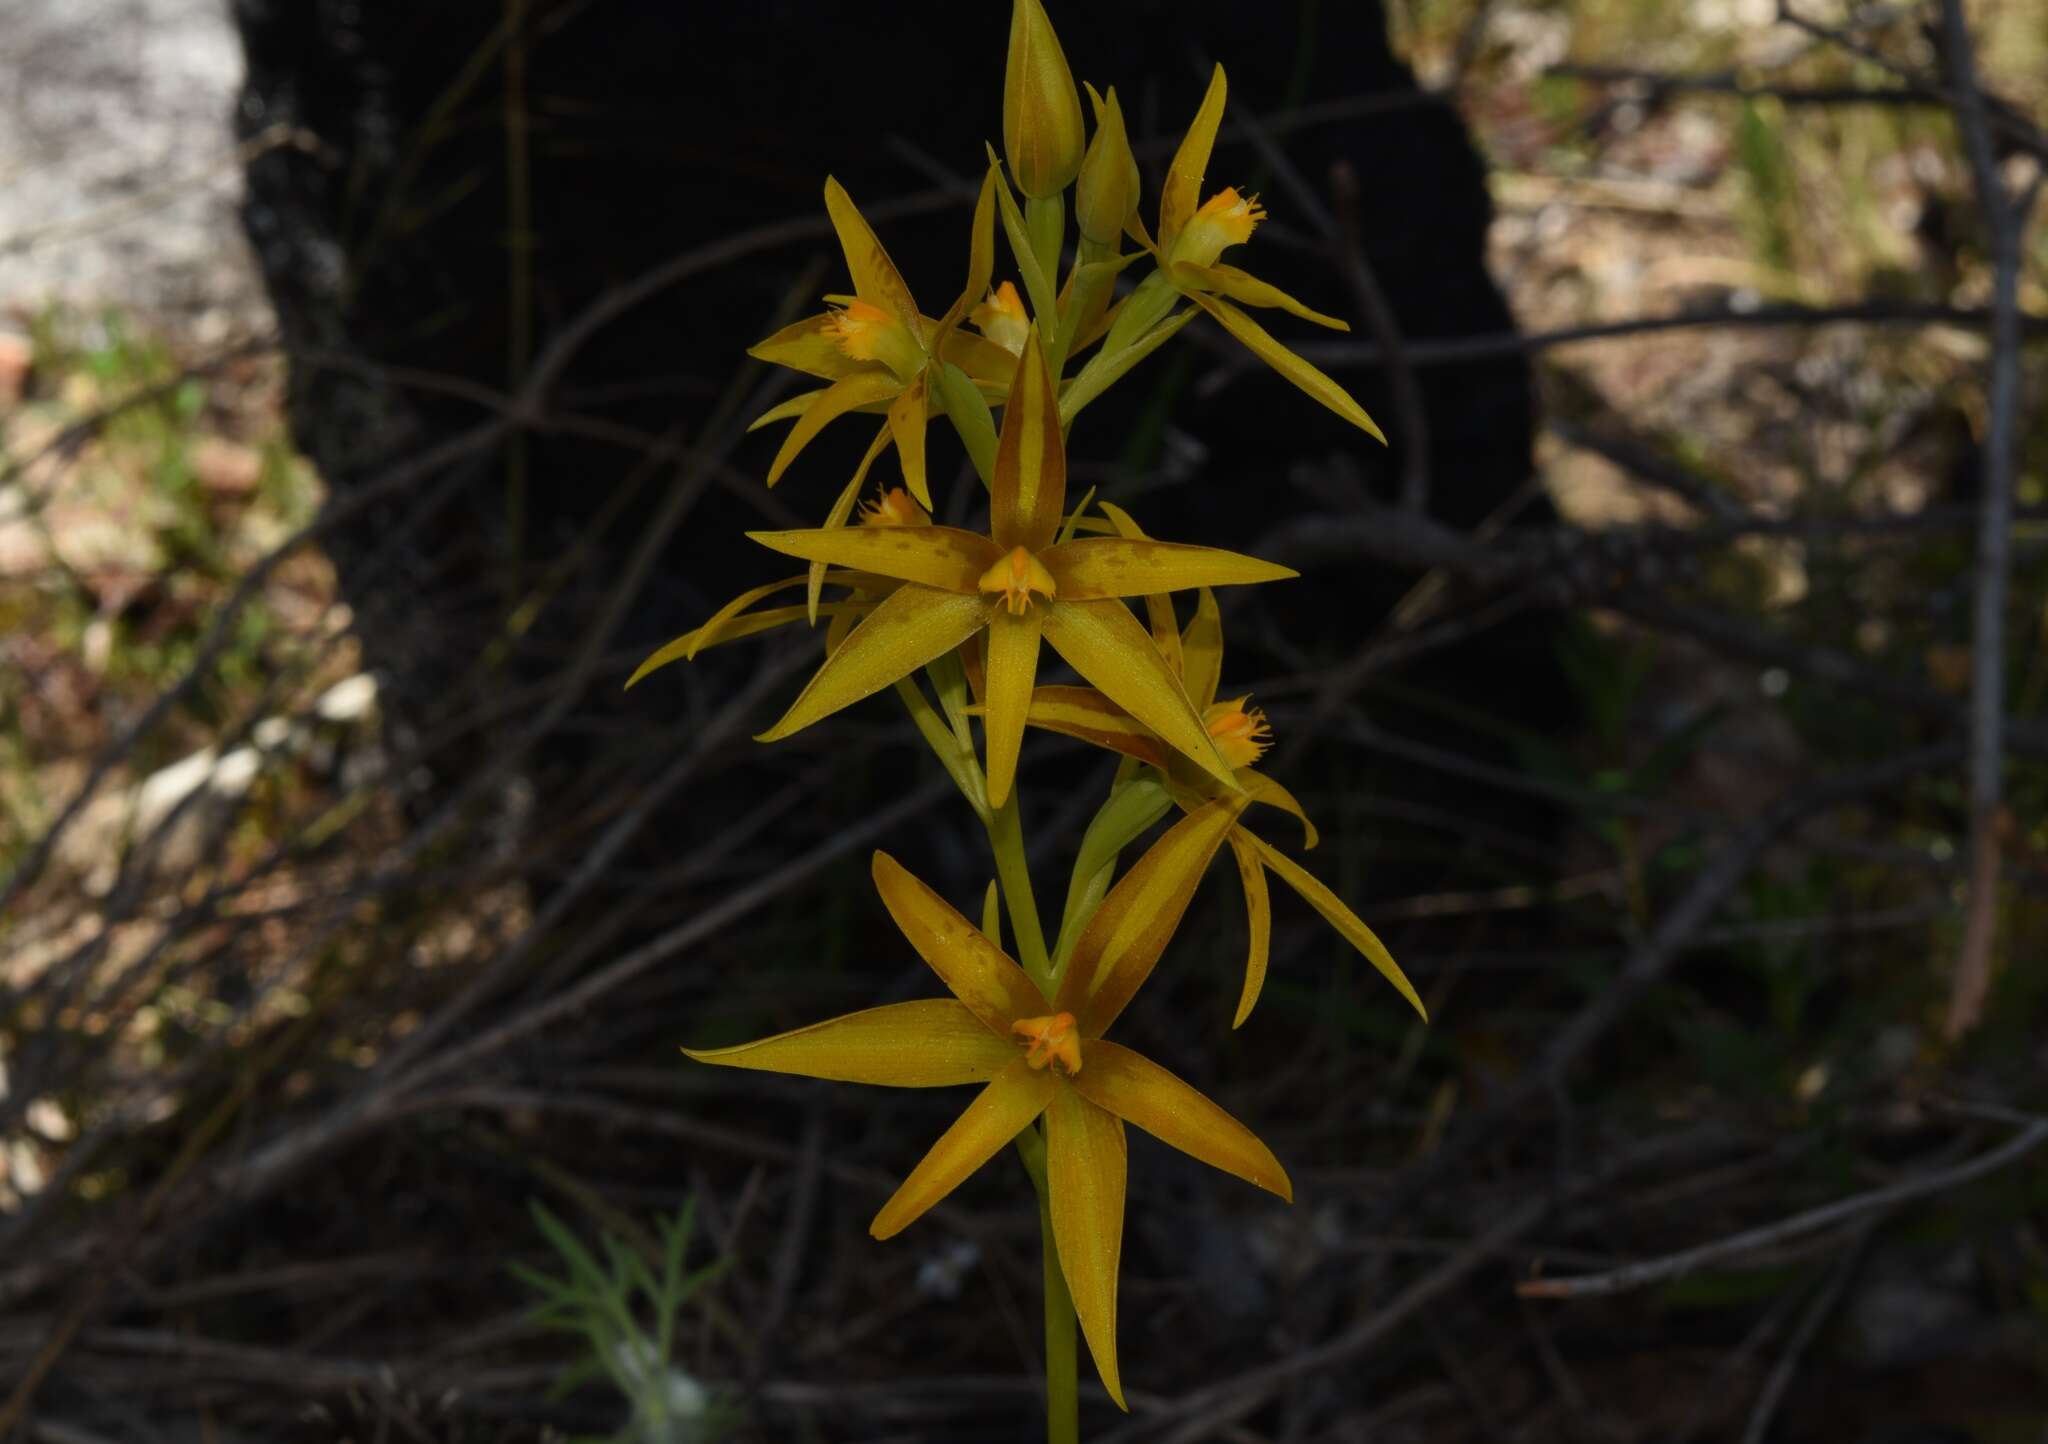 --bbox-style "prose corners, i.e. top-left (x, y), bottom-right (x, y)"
top-left (743, 330), bottom-right (1298, 809)
top-left (1110, 65), bottom-right (1386, 443)
top-left (1022, 578), bottom-right (1425, 1028)
top-left (683, 802), bottom-right (1290, 1410)
top-left (746, 174), bottom-right (1016, 508)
